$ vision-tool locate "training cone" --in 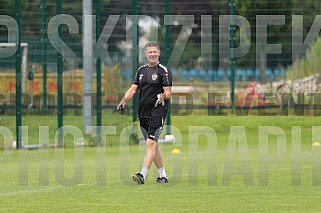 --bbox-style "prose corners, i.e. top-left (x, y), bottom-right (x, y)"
top-left (171, 148), bottom-right (181, 154)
